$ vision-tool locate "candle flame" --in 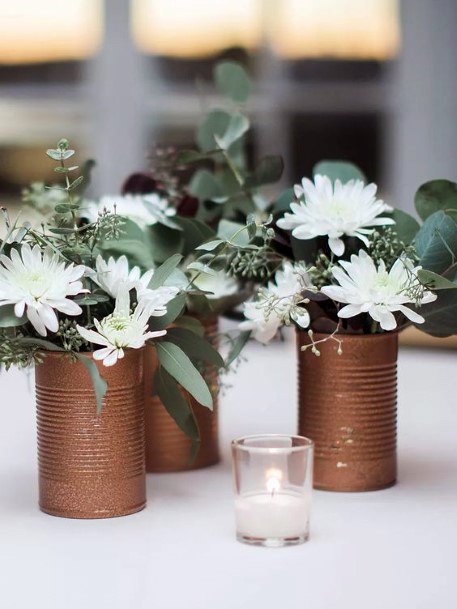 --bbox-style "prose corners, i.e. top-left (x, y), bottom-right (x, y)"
top-left (265, 468), bottom-right (282, 494)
